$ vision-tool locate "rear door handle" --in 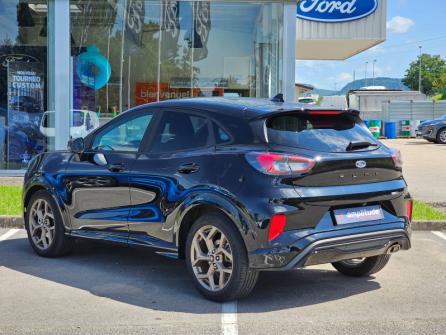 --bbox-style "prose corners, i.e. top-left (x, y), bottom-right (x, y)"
top-left (108, 163), bottom-right (127, 173)
top-left (177, 163), bottom-right (200, 174)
